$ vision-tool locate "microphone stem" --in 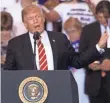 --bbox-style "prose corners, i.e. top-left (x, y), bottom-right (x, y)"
top-left (33, 40), bottom-right (36, 69)
top-left (33, 32), bottom-right (40, 69)
top-left (104, 26), bottom-right (107, 33)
